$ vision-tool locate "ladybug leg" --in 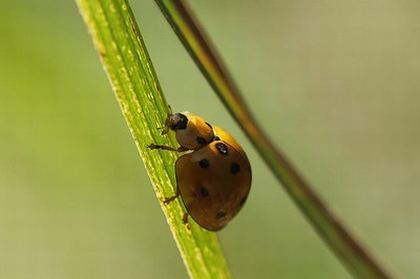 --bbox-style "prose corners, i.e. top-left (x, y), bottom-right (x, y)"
top-left (147, 144), bottom-right (187, 152)
top-left (182, 213), bottom-right (190, 230)
top-left (163, 185), bottom-right (180, 204)
top-left (182, 213), bottom-right (188, 224)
